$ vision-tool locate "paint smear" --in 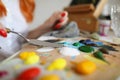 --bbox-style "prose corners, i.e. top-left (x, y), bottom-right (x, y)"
top-left (59, 47), bottom-right (80, 56)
